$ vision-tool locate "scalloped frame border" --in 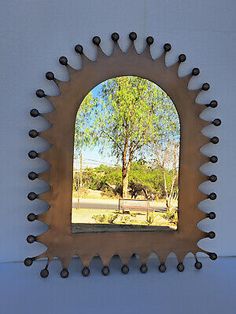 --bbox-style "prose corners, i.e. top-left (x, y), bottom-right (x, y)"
top-left (25, 33), bottom-right (220, 278)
